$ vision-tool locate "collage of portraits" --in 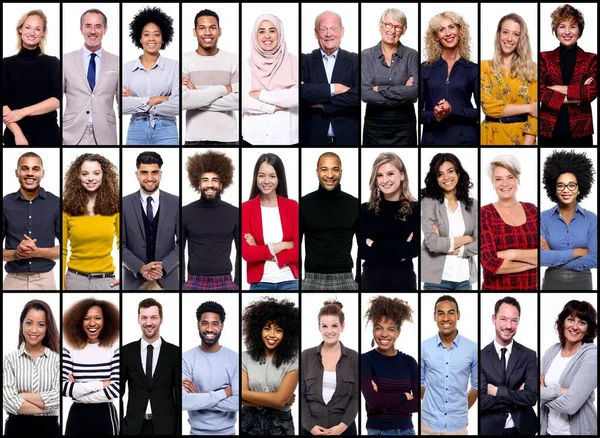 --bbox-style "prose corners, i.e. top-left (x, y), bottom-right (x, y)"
top-left (1, 1), bottom-right (598, 437)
